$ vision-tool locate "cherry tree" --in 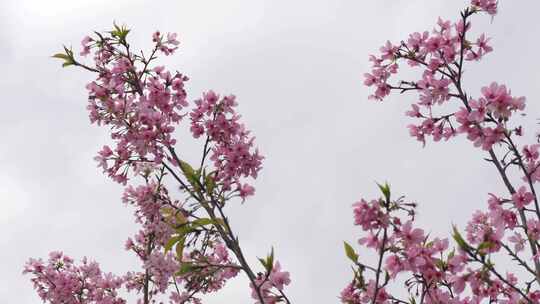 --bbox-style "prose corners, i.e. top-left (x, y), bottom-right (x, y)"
top-left (341, 0), bottom-right (540, 303)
